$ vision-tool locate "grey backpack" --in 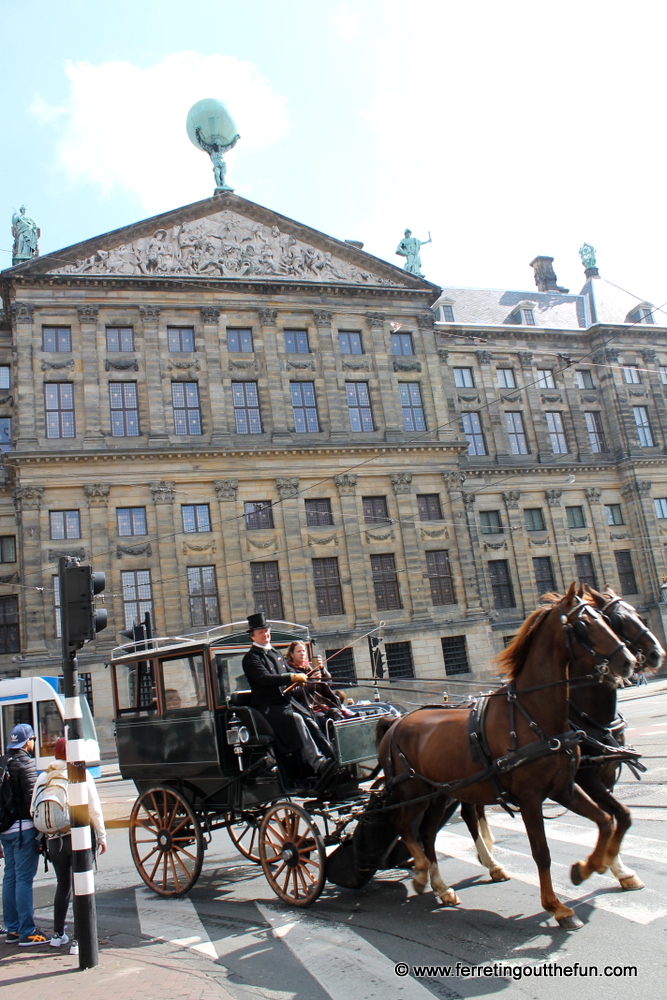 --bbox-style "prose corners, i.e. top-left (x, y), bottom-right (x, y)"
top-left (32, 772), bottom-right (70, 836)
